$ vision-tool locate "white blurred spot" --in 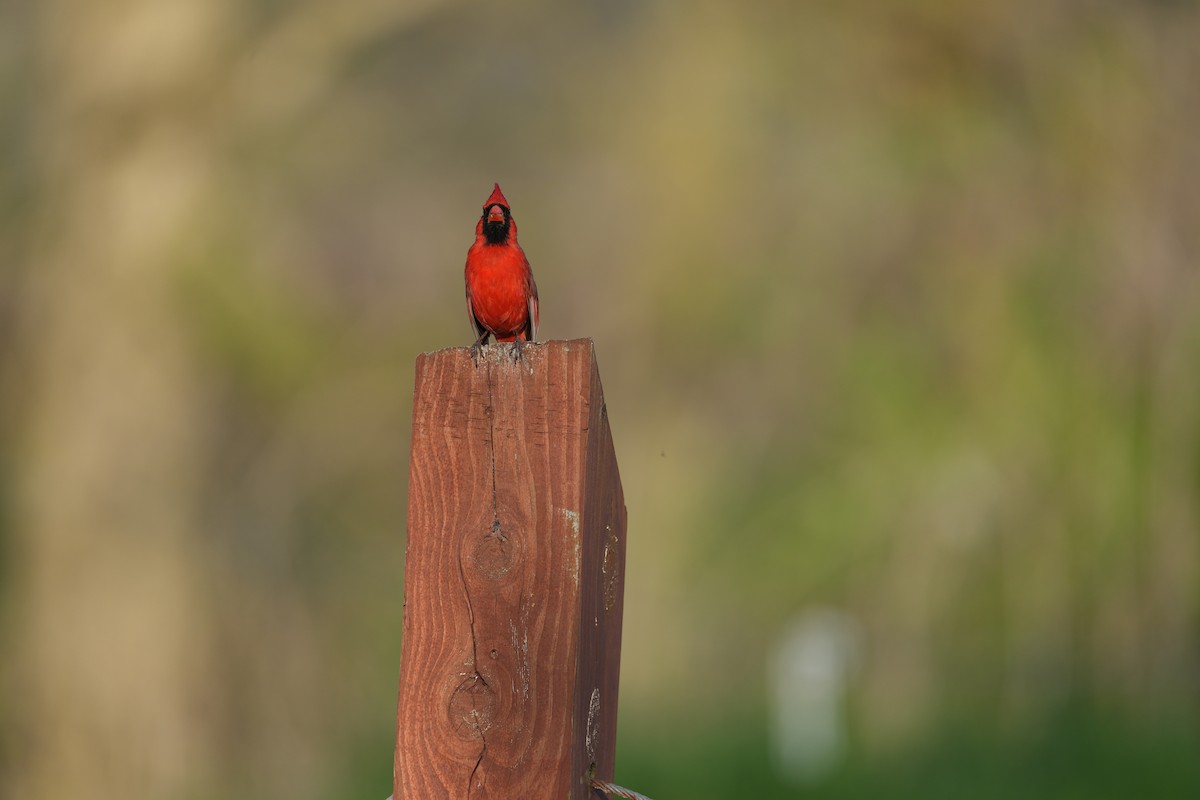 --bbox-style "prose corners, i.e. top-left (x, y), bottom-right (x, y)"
top-left (768, 608), bottom-right (859, 783)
